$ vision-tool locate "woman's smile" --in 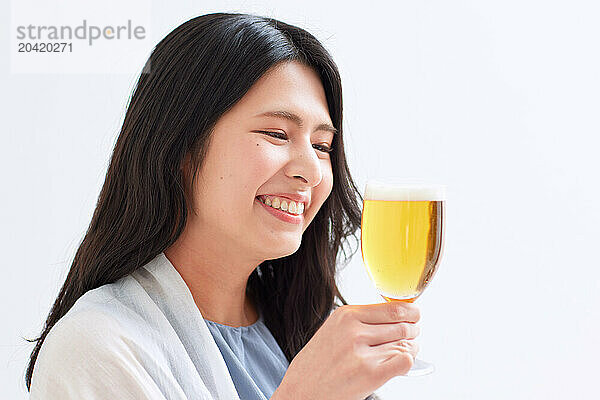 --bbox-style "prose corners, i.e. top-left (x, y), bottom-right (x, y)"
top-left (255, 196), bottom-right (304, 224)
